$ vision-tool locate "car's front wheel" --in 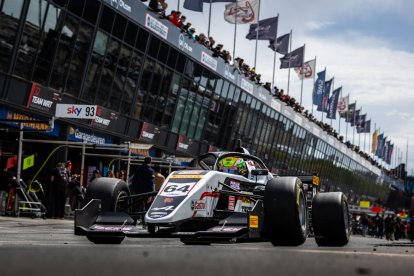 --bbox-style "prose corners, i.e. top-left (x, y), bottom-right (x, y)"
top-left (264, 177), bottom-right (308, 246)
